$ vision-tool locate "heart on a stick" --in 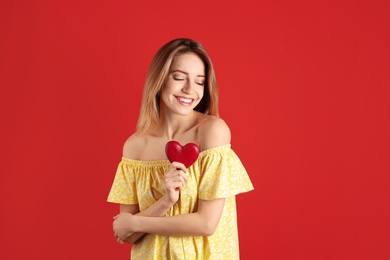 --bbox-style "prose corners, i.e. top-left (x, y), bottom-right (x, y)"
top-left (165, 141), bottom-right (200, 168)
